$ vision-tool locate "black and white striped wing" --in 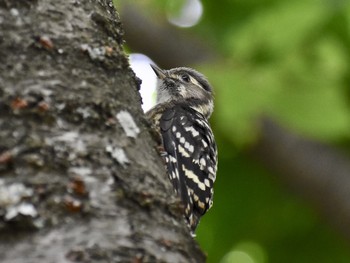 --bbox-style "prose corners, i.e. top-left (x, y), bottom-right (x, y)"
top-left (159, 106), bottom-right (217, 230)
